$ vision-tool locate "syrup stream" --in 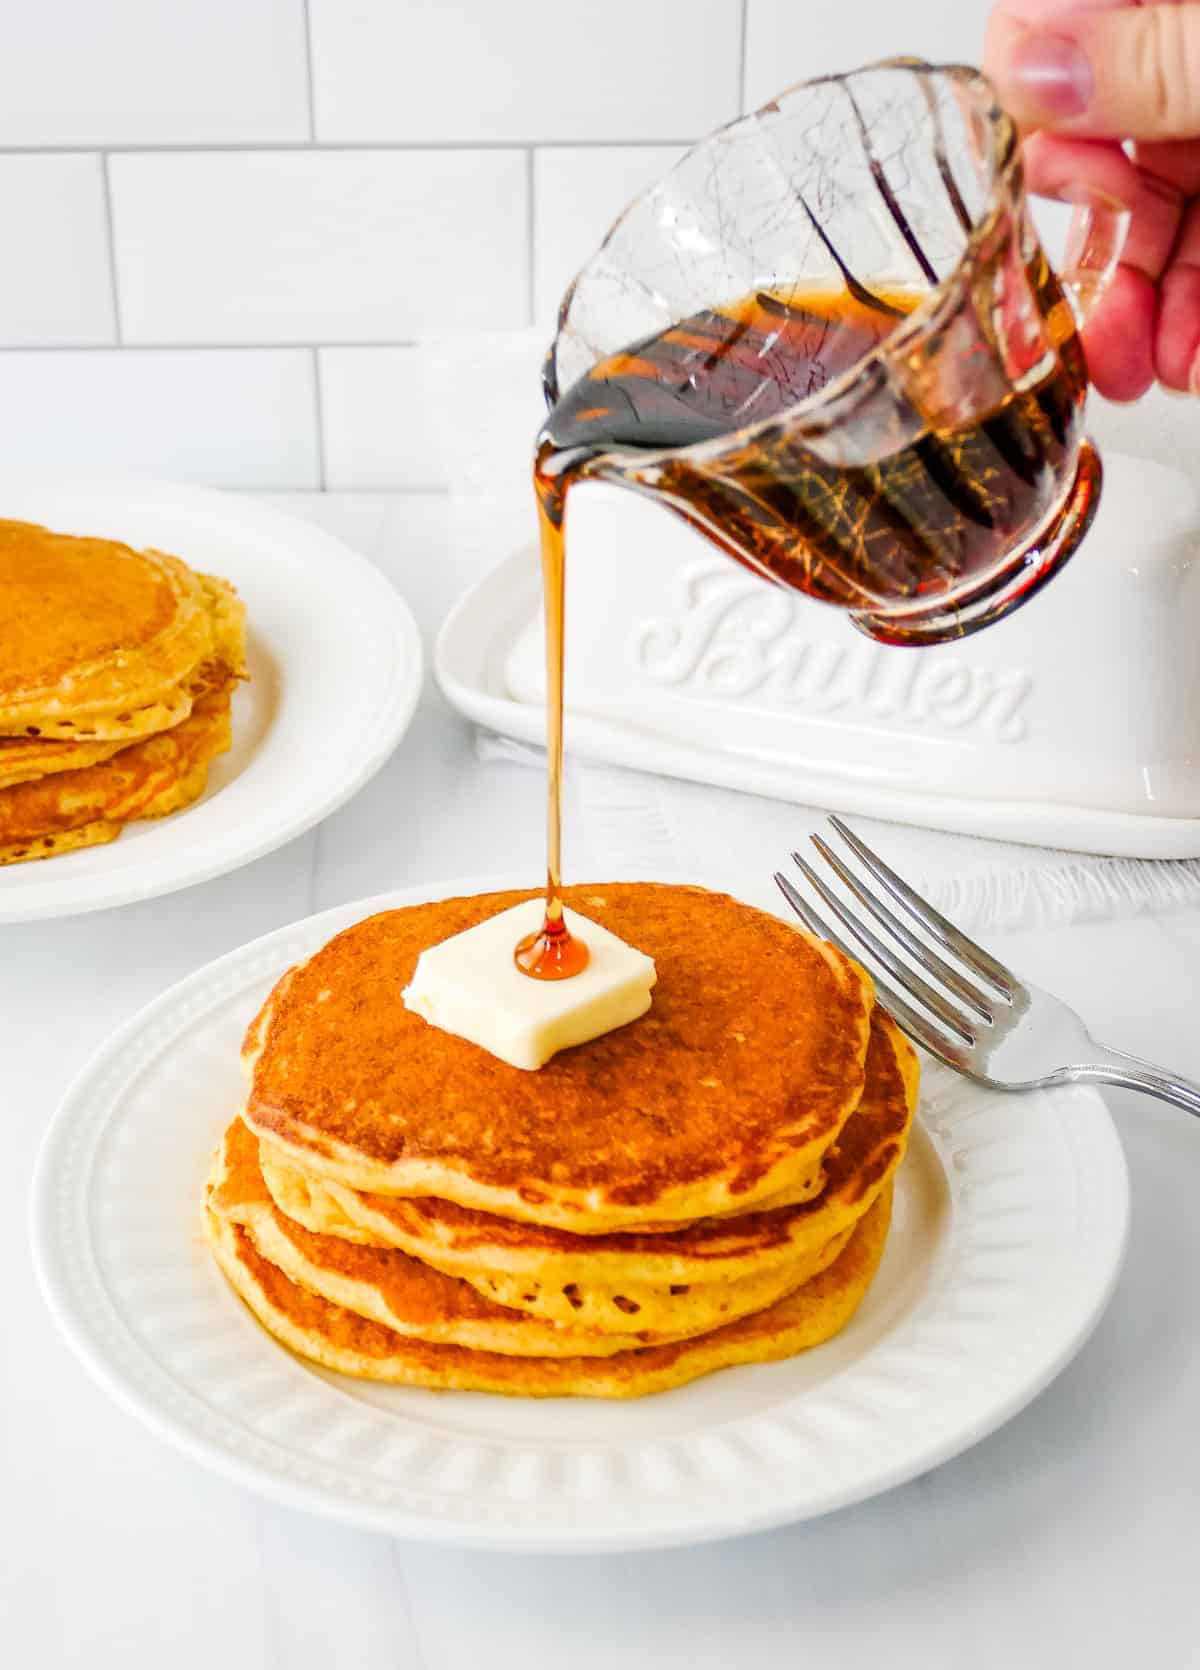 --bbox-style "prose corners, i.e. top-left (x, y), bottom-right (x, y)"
top-left (513, 491), bottom-right (590, 980)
